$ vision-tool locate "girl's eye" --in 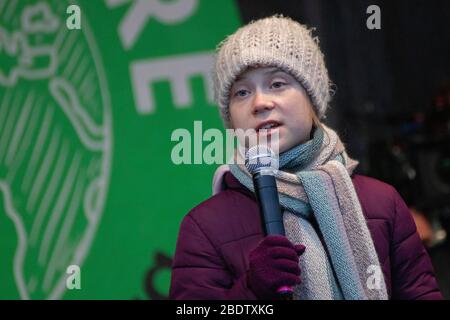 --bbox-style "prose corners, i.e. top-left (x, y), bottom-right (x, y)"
top-left (234, 89), bottom-right (249, 97)
top-left (271, 81), bottom-right (286, 89)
